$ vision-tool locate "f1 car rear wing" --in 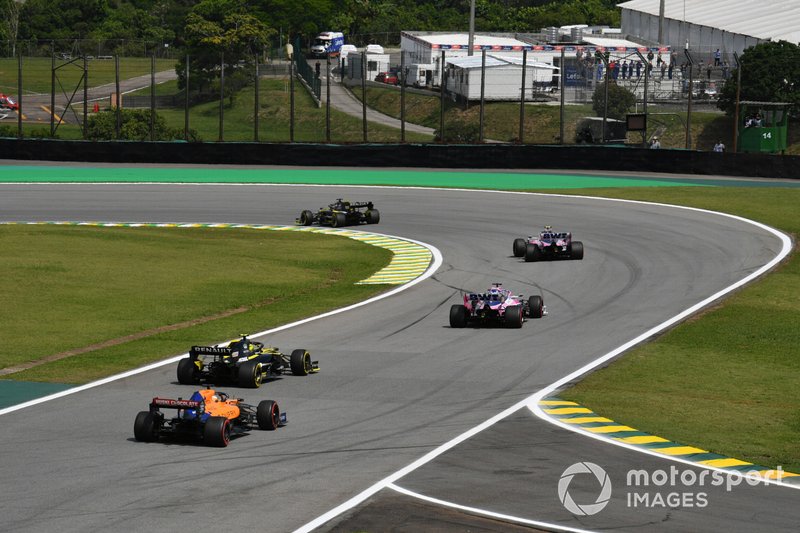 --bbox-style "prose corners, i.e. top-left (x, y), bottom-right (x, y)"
top-left (190, 345), bottom-right (232, 360)
top-left (150, 398), bottom-right (202, 410)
